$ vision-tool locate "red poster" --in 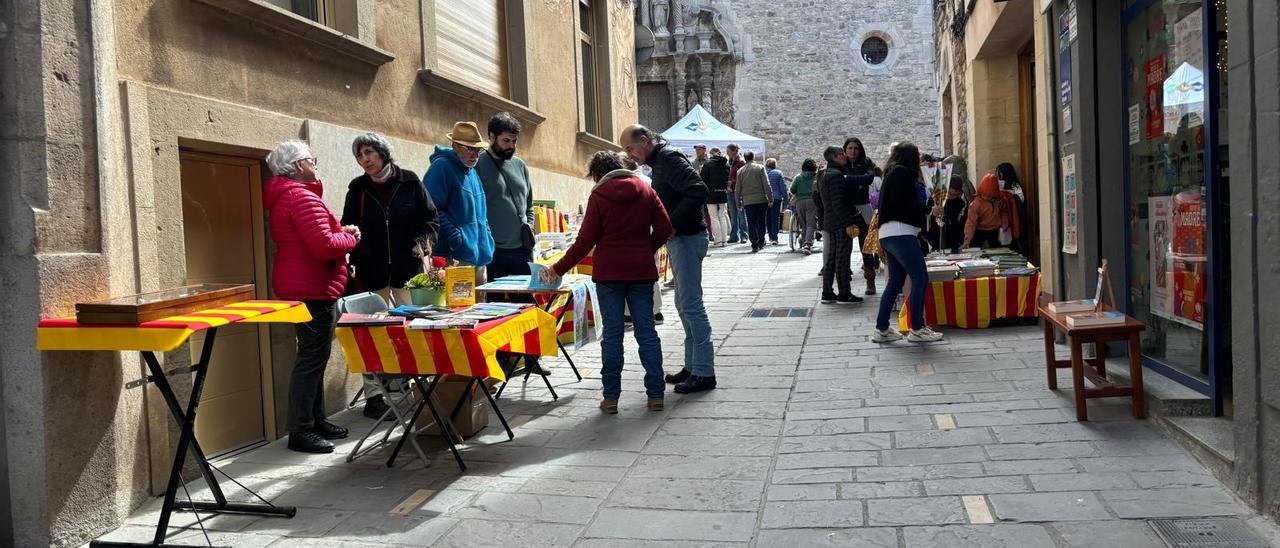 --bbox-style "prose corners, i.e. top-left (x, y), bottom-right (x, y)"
top-left (1171, 189), bottom-right (1204, 328)
top-left (1145, 56), bottom-right (1166, 138)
